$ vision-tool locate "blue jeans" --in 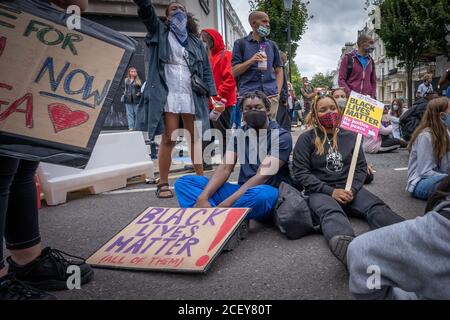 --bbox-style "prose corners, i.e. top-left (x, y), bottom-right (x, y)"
top-left (125, 104), bottom-right (139, 130)
top-left (174, 175), bottom-right (278, 221)
top-left (413, 175), bottom-right (447, 200)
